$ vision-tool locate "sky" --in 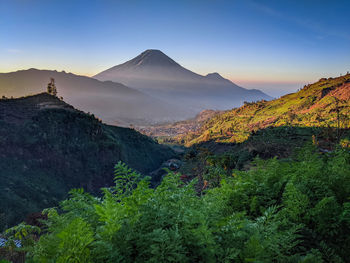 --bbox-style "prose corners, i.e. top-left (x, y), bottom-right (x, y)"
top-left (1, 0), bottom-right (349, 97)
